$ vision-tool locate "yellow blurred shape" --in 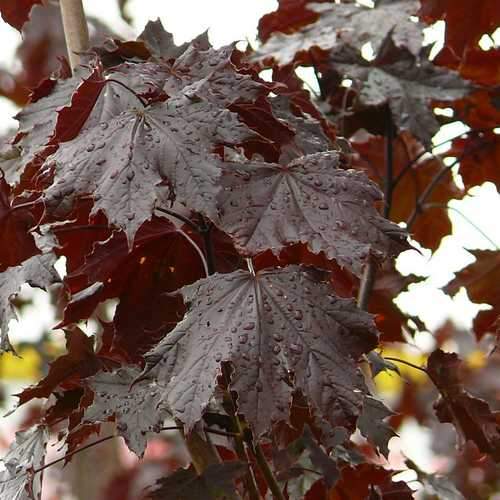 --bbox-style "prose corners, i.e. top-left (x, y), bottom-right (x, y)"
top-left (465, 349), bottom-right (486, 370)
top-left (0, 347), bottom-right (41, 381)
top-left (374, 348), bottom-right (428, 397)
